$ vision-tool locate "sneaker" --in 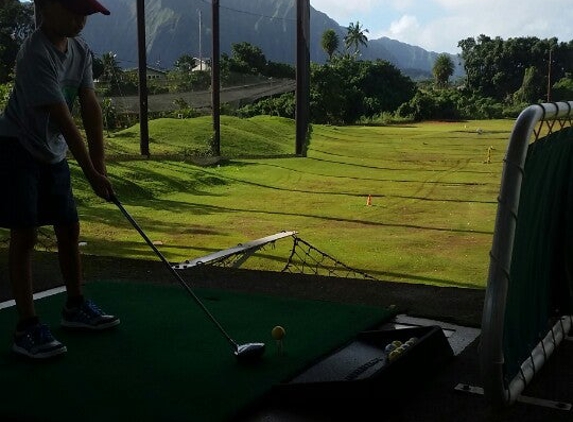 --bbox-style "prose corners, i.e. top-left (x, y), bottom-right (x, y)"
top-left (61, 299), bottom-right (120, 330)
top-left (12, 323), bottom-right (67, 359)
